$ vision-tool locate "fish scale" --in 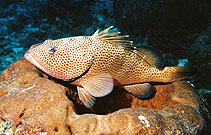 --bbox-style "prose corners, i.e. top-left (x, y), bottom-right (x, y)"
top-left (24, 26), bottom-right (192, 108)
top-left (83, 40), bottom-right (151, 85)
